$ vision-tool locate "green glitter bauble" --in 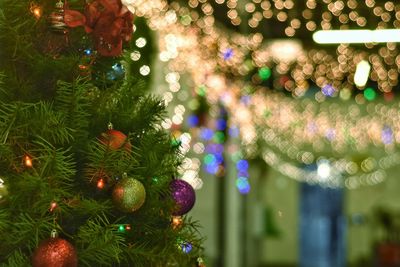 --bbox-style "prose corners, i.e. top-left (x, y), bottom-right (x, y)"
top-left (112, 177), bottom-right (146, 213)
